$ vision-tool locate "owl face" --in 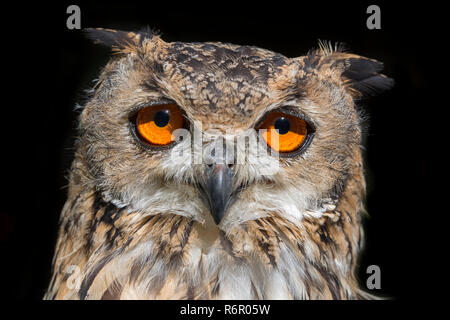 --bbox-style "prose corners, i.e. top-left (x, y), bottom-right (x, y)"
top-left (45, 28), bottom-right (394, 300)
top-left (80, 29), bottom-right (390, 232)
